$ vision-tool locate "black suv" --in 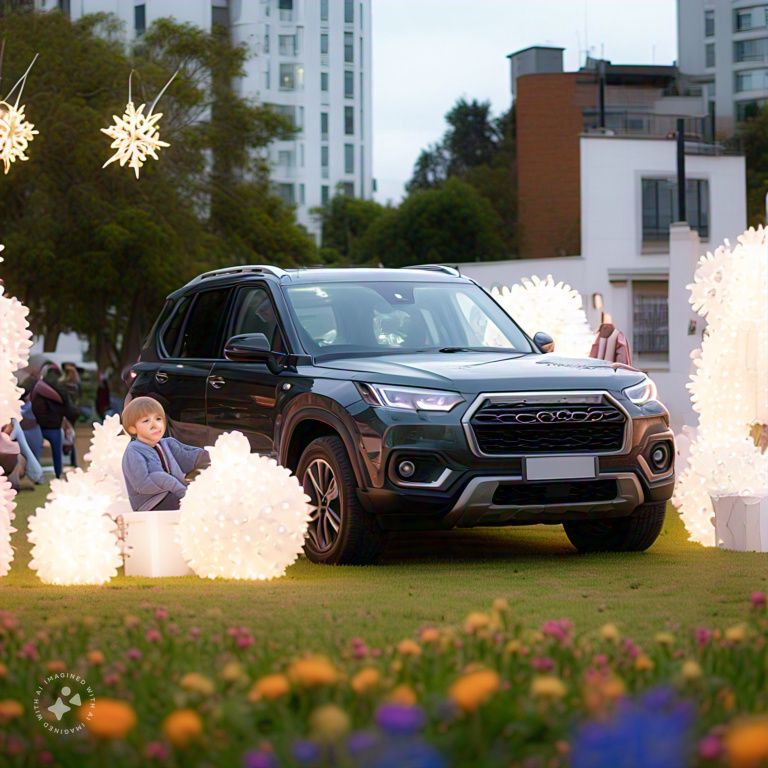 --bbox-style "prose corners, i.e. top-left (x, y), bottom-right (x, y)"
top-left (129, 265), bottom-right (675, 564)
